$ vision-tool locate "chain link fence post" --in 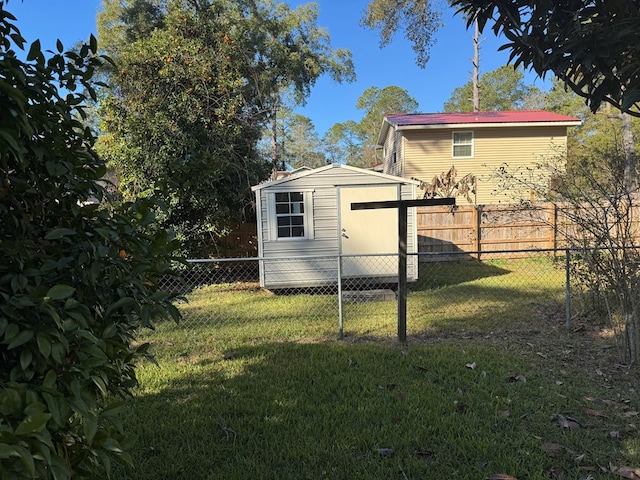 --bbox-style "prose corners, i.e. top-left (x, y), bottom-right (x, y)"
top-left (338, 254), bottom-right (344, 339)
top-left (565, 248), bottom-right (572, 330)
